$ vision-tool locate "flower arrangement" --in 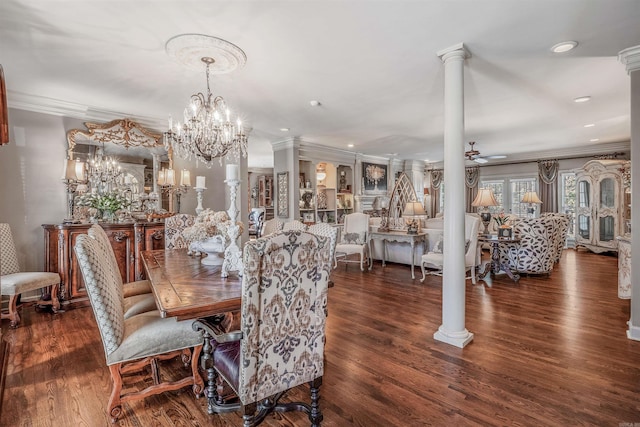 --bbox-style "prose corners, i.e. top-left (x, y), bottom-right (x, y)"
top-left (183, 209), bottom-right (244, 244)
top-left (493, 211), bottom-right (509, 227)
top-left (76, 192), bottom-right (130, 215)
